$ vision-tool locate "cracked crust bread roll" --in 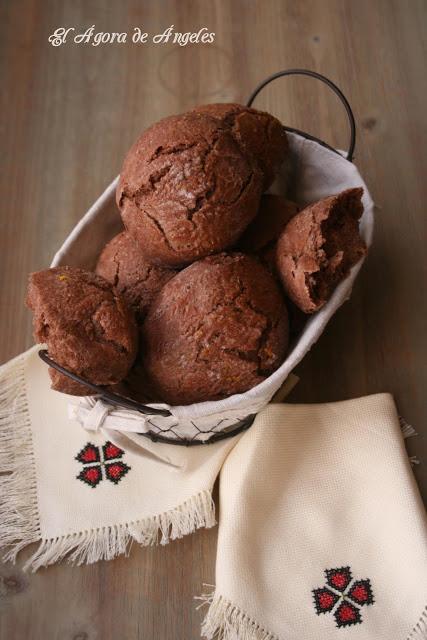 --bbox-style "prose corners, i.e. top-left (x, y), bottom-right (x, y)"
top-left (95, 231), bottom-right (175, 322)
top-left (117, 111), bottom-right (263, 267)
top-left (26, 266), bottom-right (138, 395)
top-left (117, 105), bottom-right (288, 267)
top-left (191, 103), bottom-right (288, 189)
top-left (141, 252), bottom-right (289, 405)
top-left (276, 188), bottom-right (367, 314)
top-left (238, 193), bottom-right (299, 254)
